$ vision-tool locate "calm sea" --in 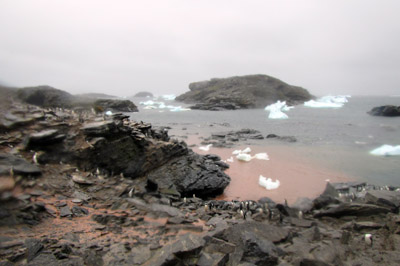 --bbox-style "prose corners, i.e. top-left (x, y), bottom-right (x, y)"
top-left (130, 96), bottom-right (400, 188)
